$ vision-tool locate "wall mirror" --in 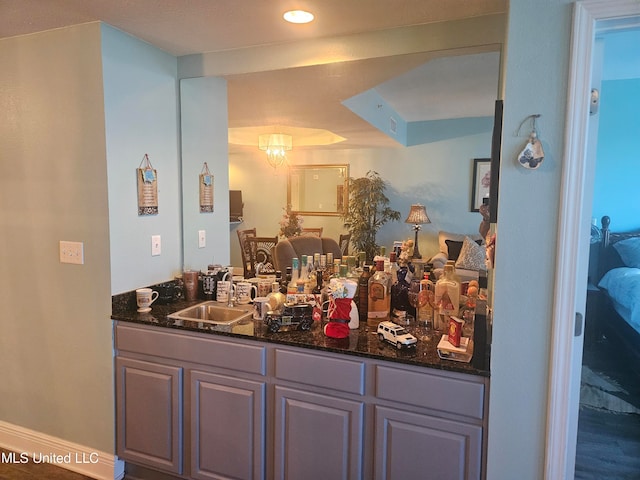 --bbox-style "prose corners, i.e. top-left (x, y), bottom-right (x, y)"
top-left (179, 15), bottom-right (505, 270)
top-left (287, 164), bottom-right (348, 216)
